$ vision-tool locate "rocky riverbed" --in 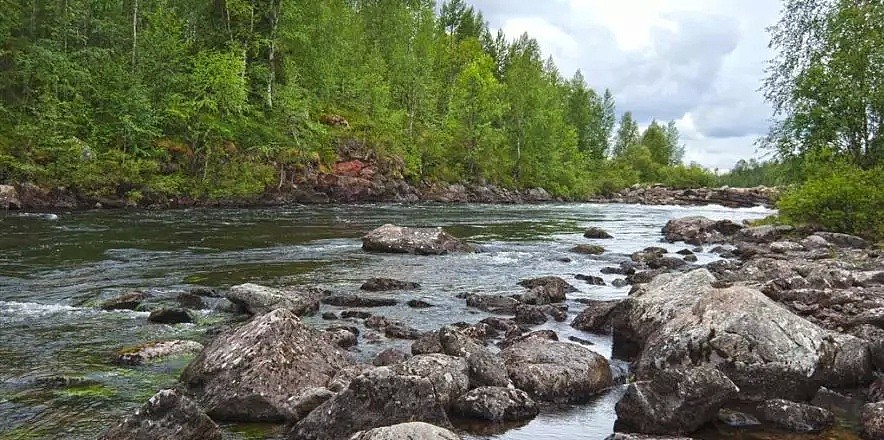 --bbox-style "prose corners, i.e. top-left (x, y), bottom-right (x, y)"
top-left (1, 203), bottom-right (879, 439)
